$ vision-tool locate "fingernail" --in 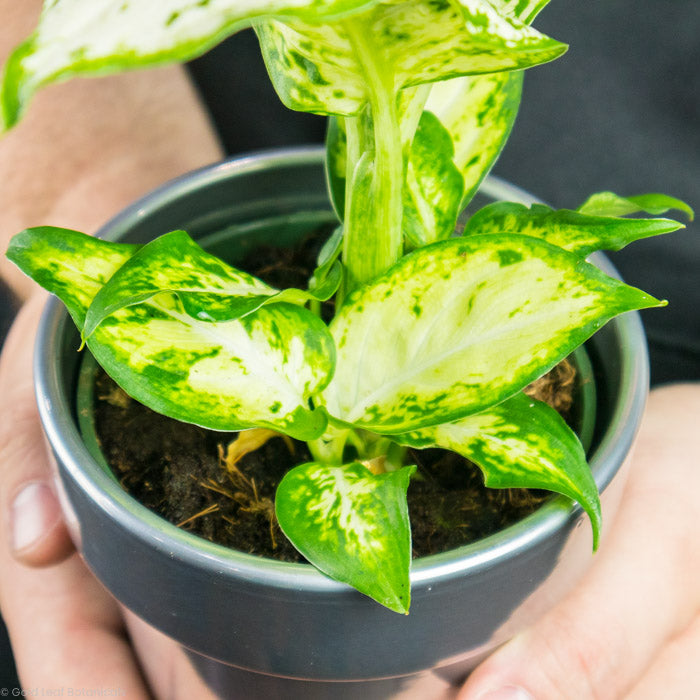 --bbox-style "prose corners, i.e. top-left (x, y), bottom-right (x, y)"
top-left (11, 481), bottom-right (60, 553)
top-left (477, 687), bottom-right (534, 700)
